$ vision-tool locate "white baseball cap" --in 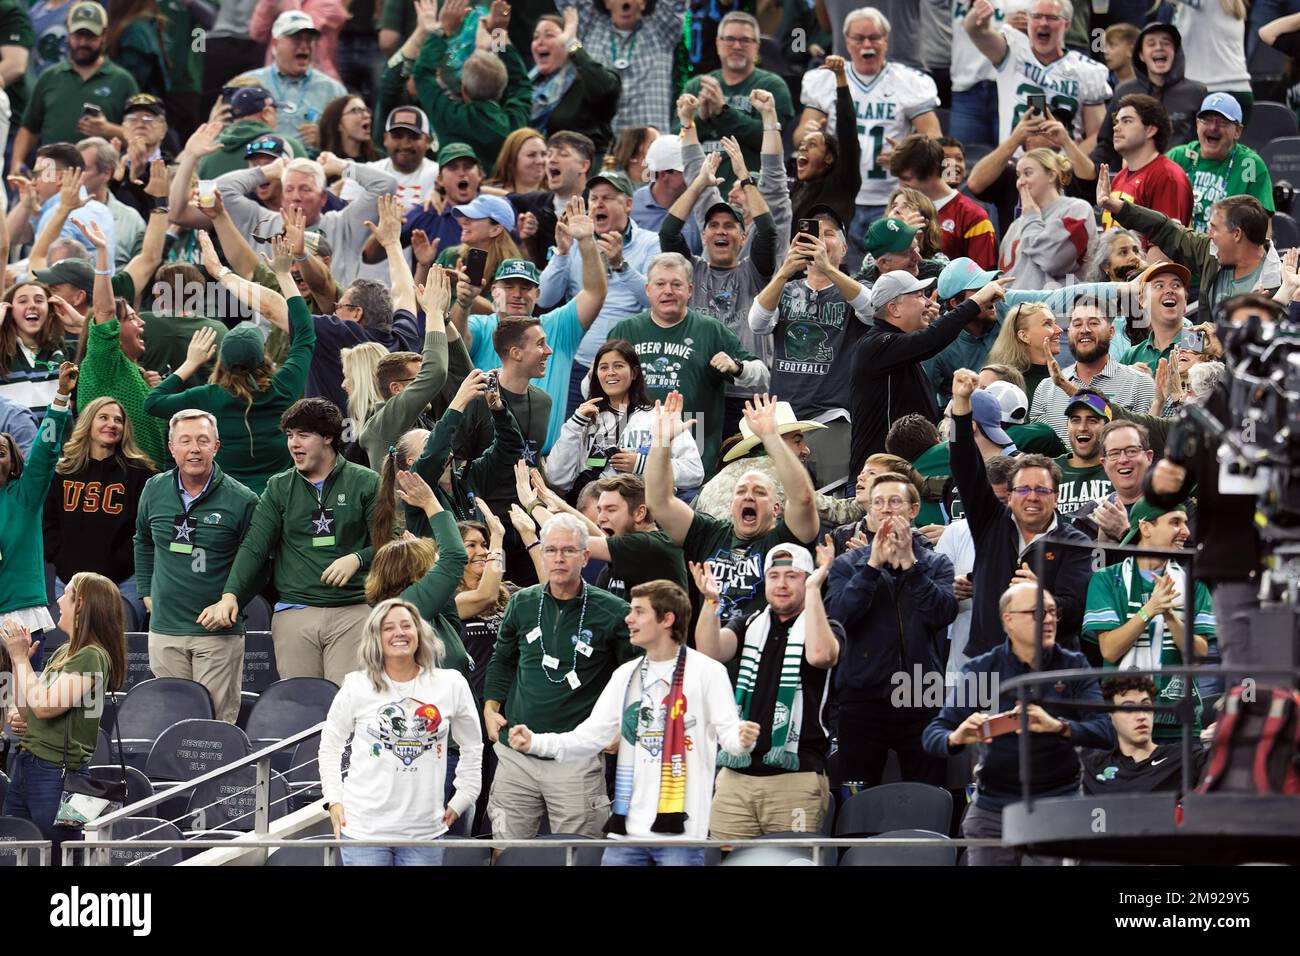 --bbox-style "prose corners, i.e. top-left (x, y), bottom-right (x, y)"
top-left (869, 270), bottom-right (935, 313)
top-left (642, 134), bottom-right (684, 181)
top-left (272, 10), bottom-right (318, 37)
top-left (763, 544), bottom-right (815, 575)
top-left (984, 379), bottom-right (1029, 426)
